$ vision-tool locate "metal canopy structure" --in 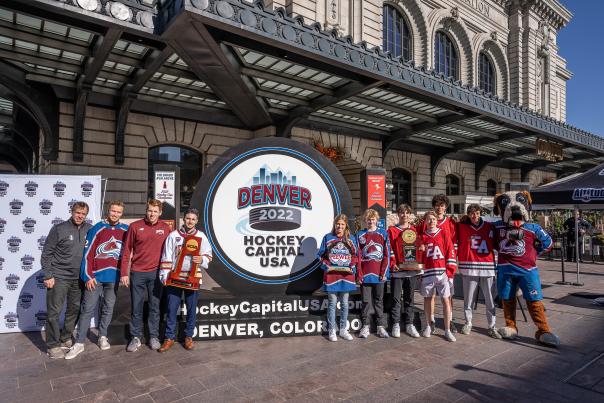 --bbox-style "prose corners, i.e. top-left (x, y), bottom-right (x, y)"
top-left (0, 0), bottom-right (602, 180)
